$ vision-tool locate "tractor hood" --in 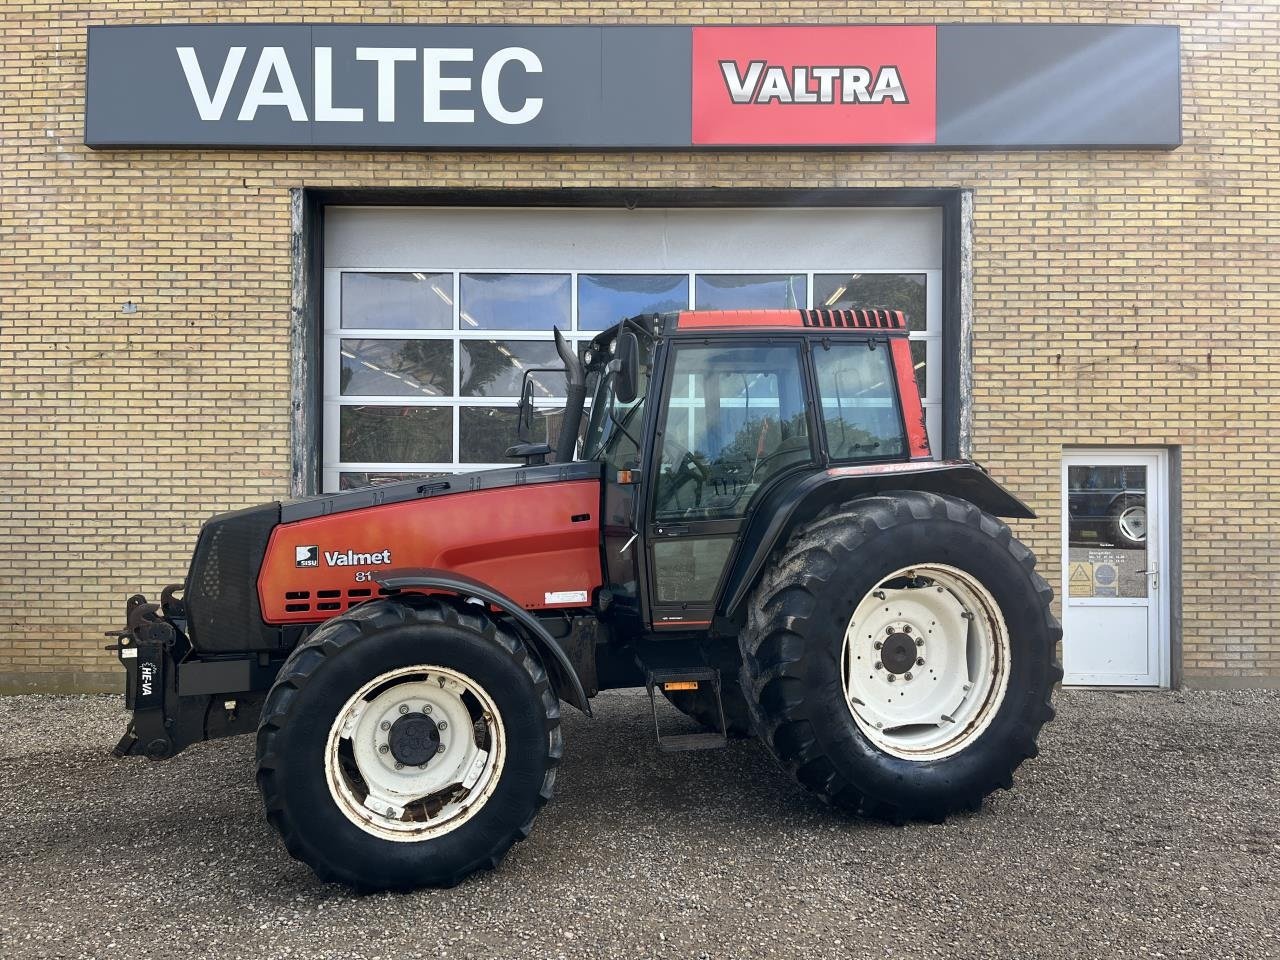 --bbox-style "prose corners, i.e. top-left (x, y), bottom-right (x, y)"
top-left (182, 461), bottom-right (603, 654)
